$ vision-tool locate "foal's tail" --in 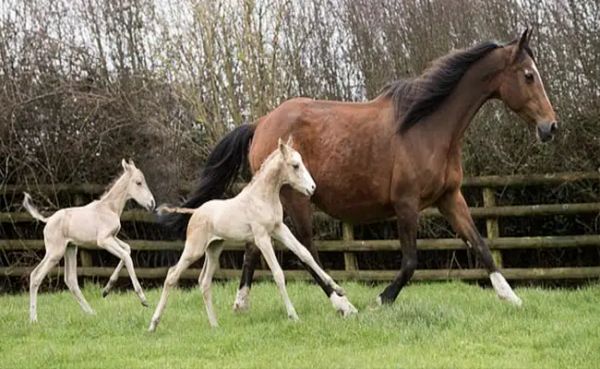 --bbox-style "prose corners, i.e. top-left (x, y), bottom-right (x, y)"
top-left (159, 124), bottom-right (256, 238)
top-left (22, 192), bottom-right (49, 223)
